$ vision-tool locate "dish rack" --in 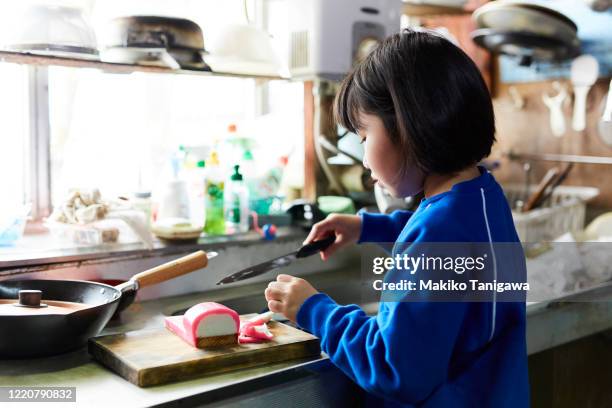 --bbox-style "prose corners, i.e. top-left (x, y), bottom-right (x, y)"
top-left (504, 185), bottom-right (599, 242)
